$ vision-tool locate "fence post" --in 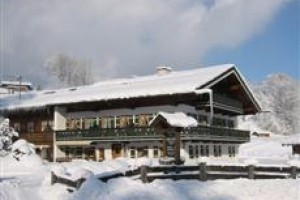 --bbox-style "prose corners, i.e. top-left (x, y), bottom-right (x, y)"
top-left (141, 165), bottom-right (148, 183)
top-left (291, 166), bottom-right (297, 179)
top-left (76, 178), bottom-right (86, 189)
top-left (199, 162), bottom-right (207, 181)
top-left (51, 172), bottom-right (57, 185)
top-left (248, 165), bottom-right (255, 179)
